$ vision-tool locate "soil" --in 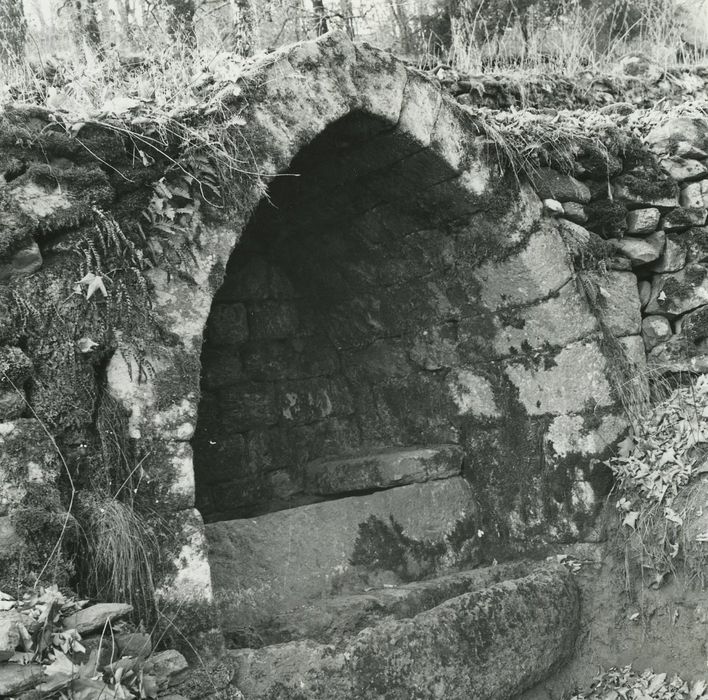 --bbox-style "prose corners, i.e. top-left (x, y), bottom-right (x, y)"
top-left (521, 540), bottom-right (708, 699)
